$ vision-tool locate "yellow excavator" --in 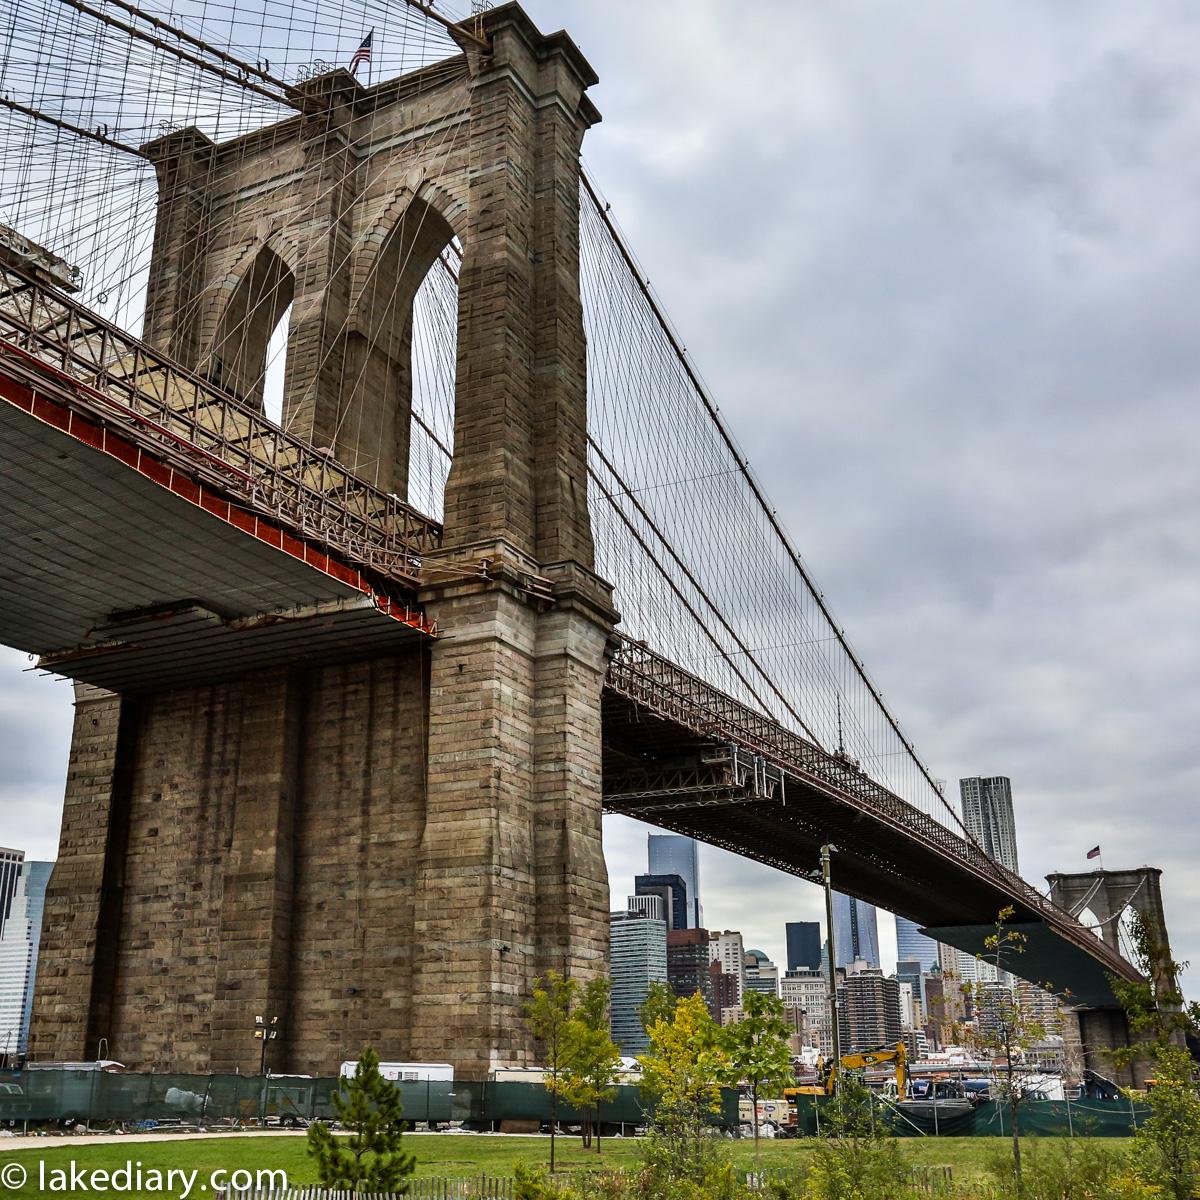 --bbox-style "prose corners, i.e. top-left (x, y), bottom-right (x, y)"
top-left (785, 1041), bottom-right (908, 1099)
